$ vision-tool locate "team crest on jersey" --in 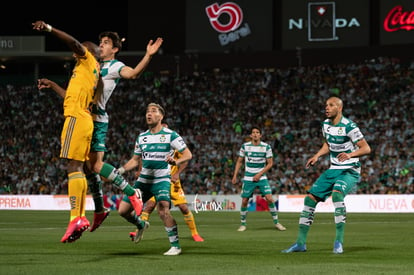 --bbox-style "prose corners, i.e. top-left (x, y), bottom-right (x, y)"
top-left (338, 127), bottom-right (344, 135)
top-left (160, 135), bottom-right (166, 142)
